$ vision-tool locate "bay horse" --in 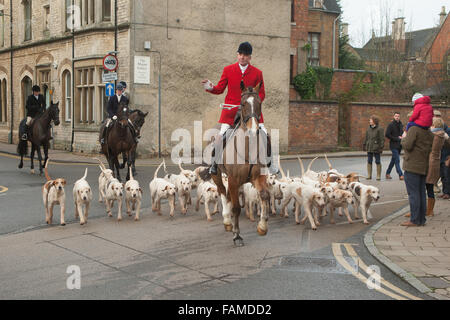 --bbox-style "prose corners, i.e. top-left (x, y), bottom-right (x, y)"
top-left (100, 102), bottom-right (136, 182)
top-left (201, 82), bottom-right (271, 246)
top-left (17, 102), bottom-right (60, 175)
top-left (119, 109), bottom-right (148, 175)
